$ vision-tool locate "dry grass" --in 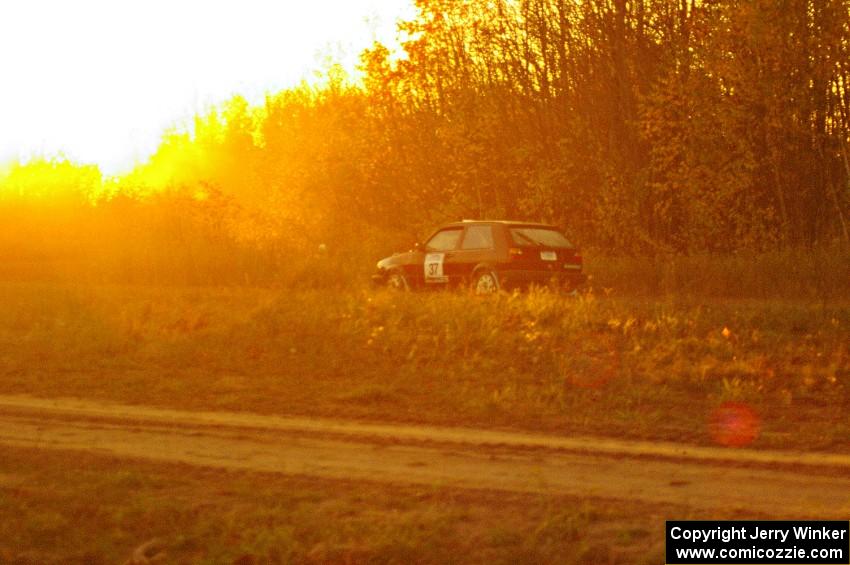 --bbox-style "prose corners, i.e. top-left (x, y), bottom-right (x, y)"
top-left (0, 260), bottom-right (847, 563)
top-left (586, 246), bottom-right (850, 300)
top-left (0, 445), bottom-right (677, 564)
top-left (0, 281), bottom-right (847, 451)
